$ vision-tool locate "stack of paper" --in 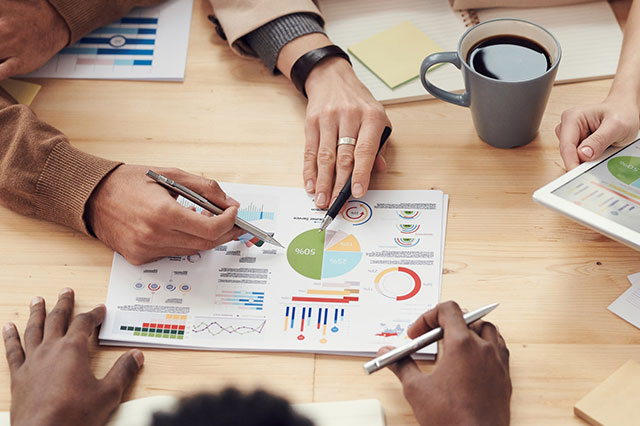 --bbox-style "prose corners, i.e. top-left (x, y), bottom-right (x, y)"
top-left (608, 272), bottom-right (640, 328)
top-left (100, 183), bottom-right (448, 359)
top-left (23, 0), bottom-right (193, 81)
